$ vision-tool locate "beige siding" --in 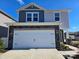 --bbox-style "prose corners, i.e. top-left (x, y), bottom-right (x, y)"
top-left (44, 11), bottom-right (55, 22)
top-left (60, 11), bottom-right (69, 30)
top-left (44, 11), bottom-right (69, 30)
top-left (0, 13), bottom-right (15, 27)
